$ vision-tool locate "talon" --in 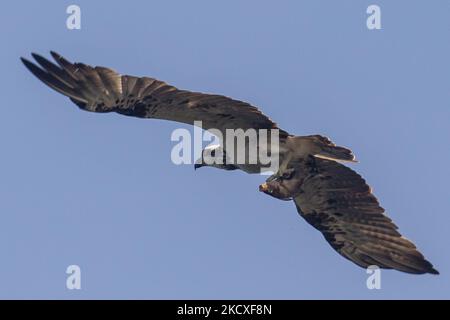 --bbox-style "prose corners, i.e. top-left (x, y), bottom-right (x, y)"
top-left (259, 183), bottom-right (269, 192)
